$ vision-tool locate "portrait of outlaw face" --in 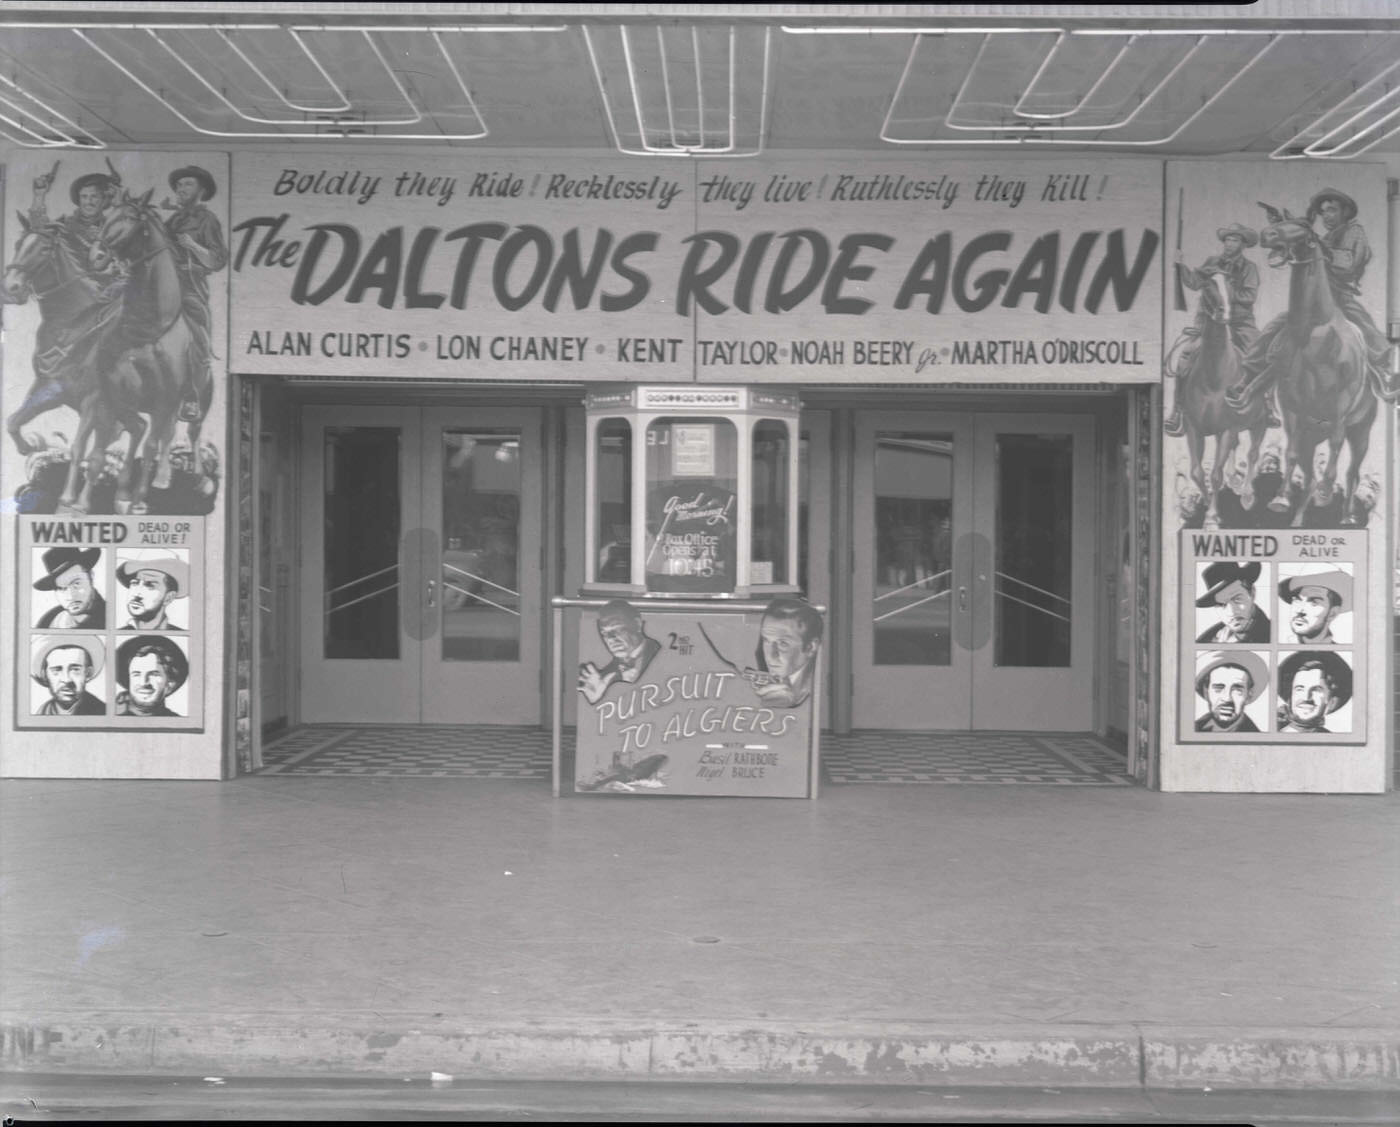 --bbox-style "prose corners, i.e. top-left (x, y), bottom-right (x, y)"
top-left (1194, 560), bottom-right (1271, 644)
top-left (30, 634), bottom-right (106, 717)
top-left (1277, 564), bottom-right (1353, 645)
top-left (32, 547), bottom-right (105, 629)
top-left (1277, 650), bottom-right (1353, 735)
top-left (114, 634), bottom-right (190, 718)
top-left (114, 549), bottom-right (190, 631)
top-left (1192, 649), bottom-right (1269, 734)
